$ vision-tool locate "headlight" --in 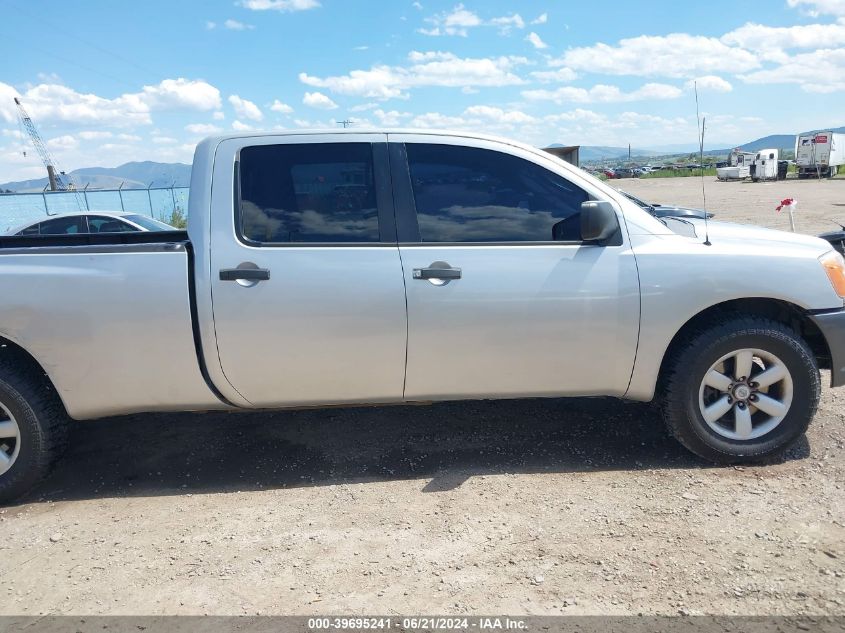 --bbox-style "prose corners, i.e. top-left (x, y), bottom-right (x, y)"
top-left (820, 250), bottom-right (845, 298)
